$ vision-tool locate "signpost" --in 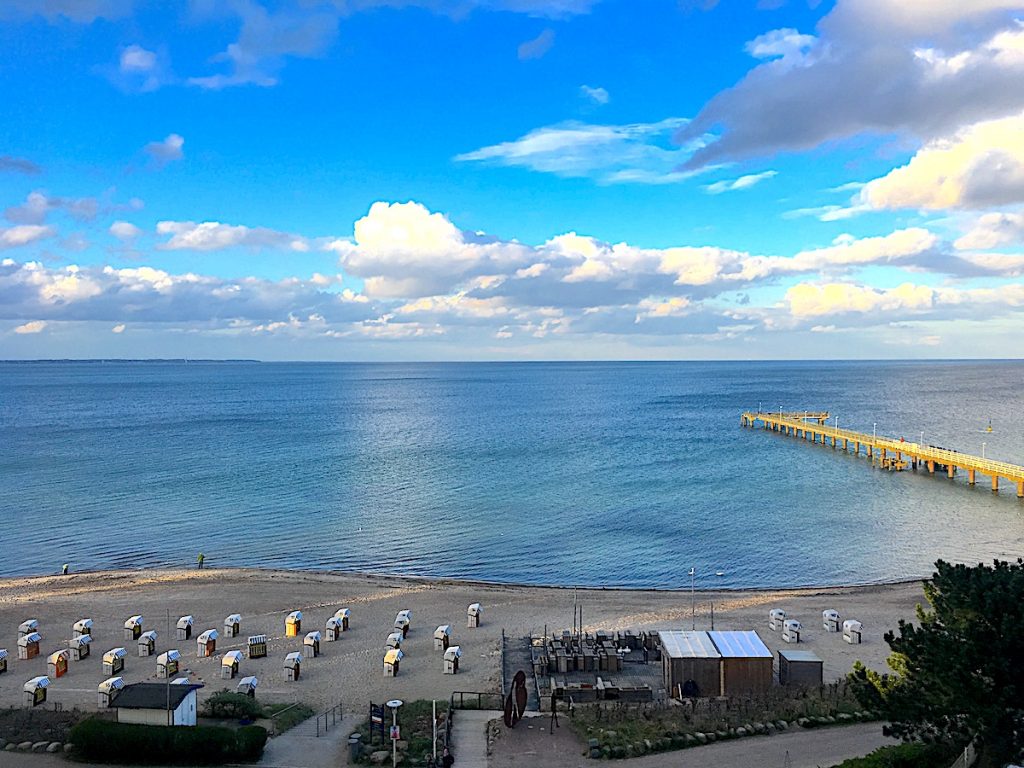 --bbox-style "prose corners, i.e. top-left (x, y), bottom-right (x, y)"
top-left (386, 699), bottom-right (403, 768)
